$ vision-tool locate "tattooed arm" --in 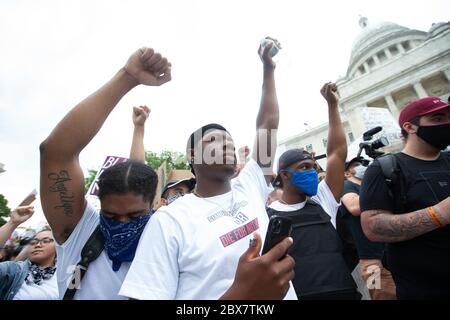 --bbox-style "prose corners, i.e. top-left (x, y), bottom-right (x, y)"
top-left (40, 48), bottom-right (171, 244)
top-left (361, 197), bottom-right (450, 242)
